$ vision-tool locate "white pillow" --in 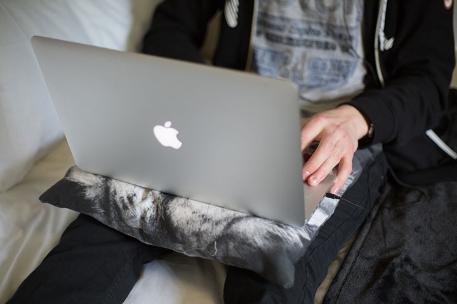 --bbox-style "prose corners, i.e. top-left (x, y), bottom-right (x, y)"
top-left (0, 0), bottom-right (160, 192)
